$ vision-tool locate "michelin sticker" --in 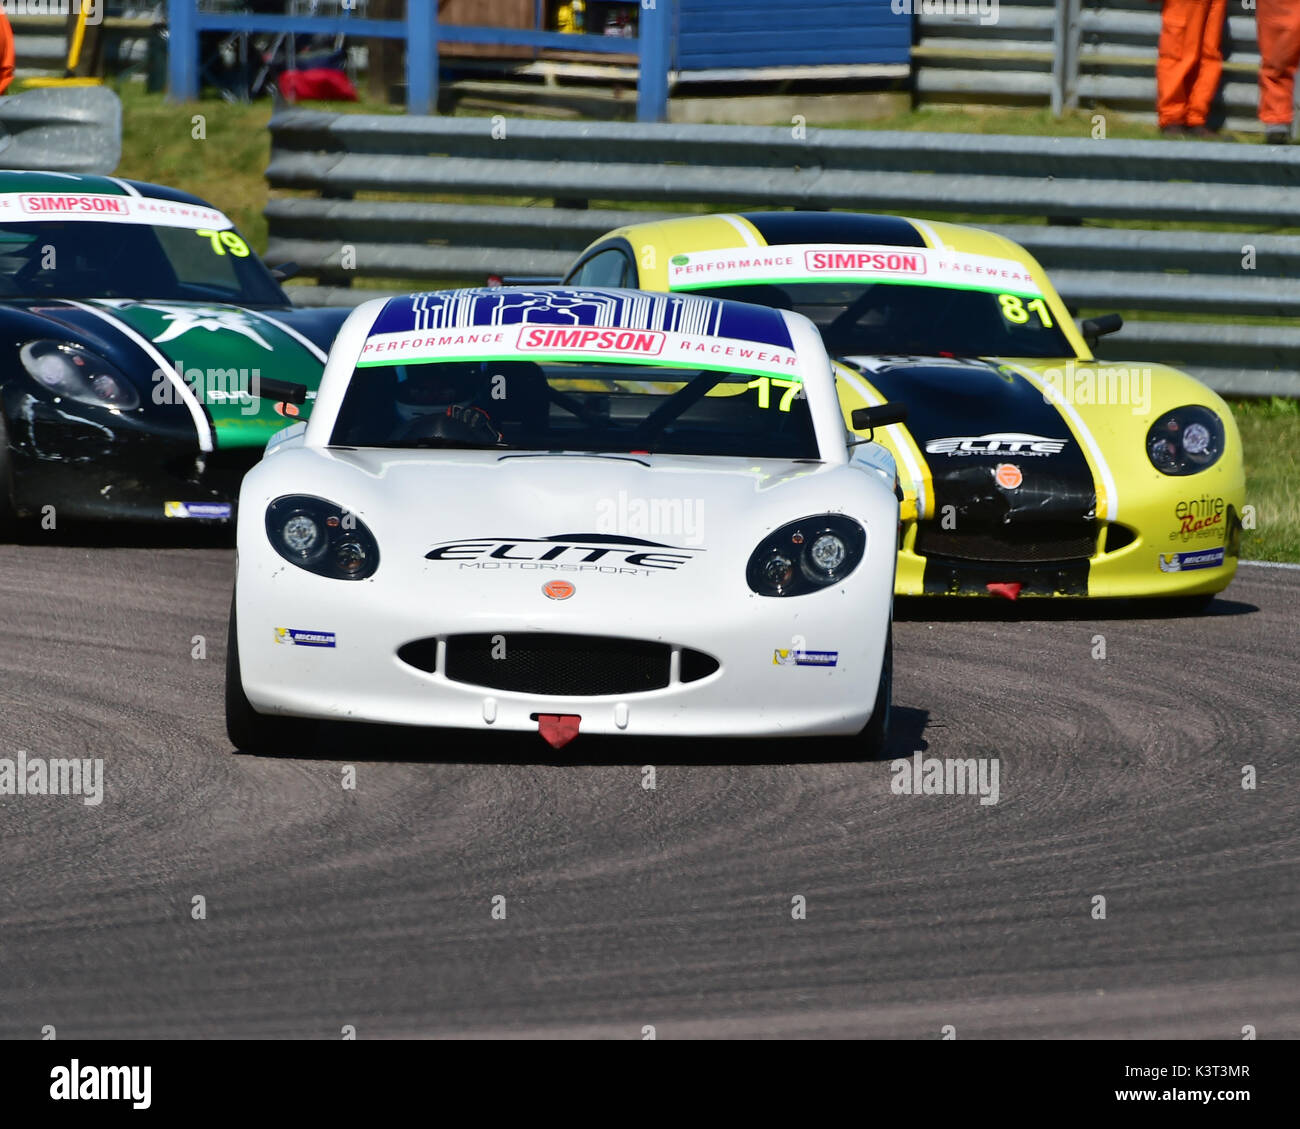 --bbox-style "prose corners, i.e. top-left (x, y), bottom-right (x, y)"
top-left (274, 628), bottom-right (337, 648)
top-left (773, 648), bottom-right (839, 667)
top-left (1158, 548), bottom-right (1225, 573)
top-left (163, 501), bottom-right (232, 519)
